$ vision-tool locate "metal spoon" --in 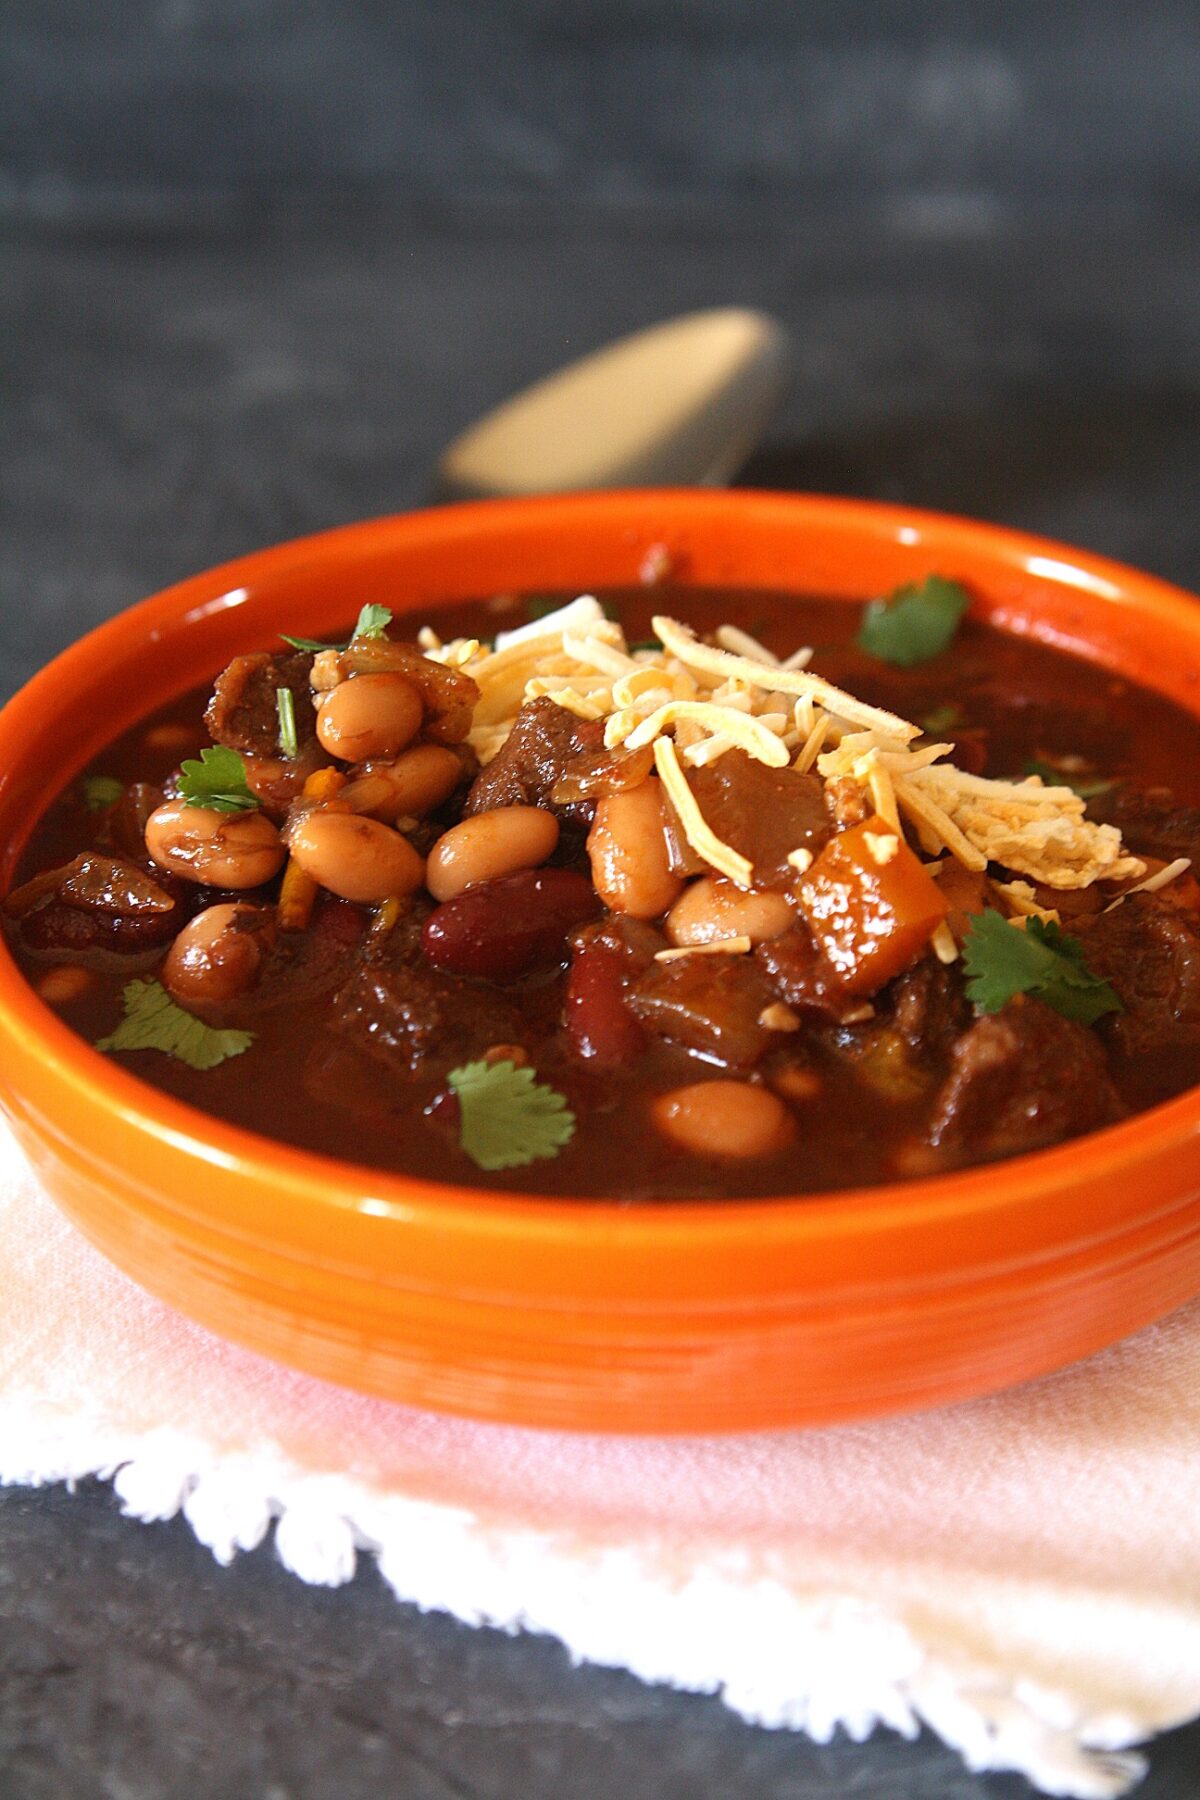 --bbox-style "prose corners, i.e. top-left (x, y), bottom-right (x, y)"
top-left (434, 307), bottom-right (790, 501)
